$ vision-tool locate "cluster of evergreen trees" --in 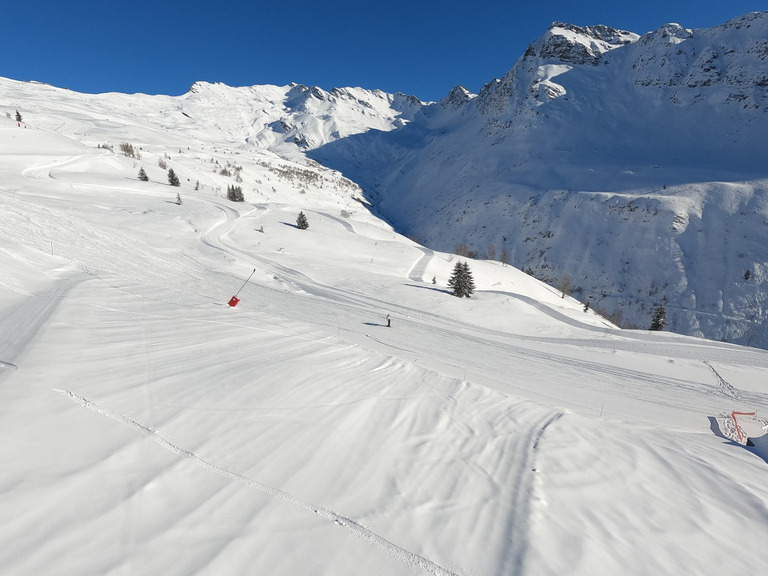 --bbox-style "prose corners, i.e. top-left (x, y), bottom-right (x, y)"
top-left (227, 184), bottom-right (244, 202)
